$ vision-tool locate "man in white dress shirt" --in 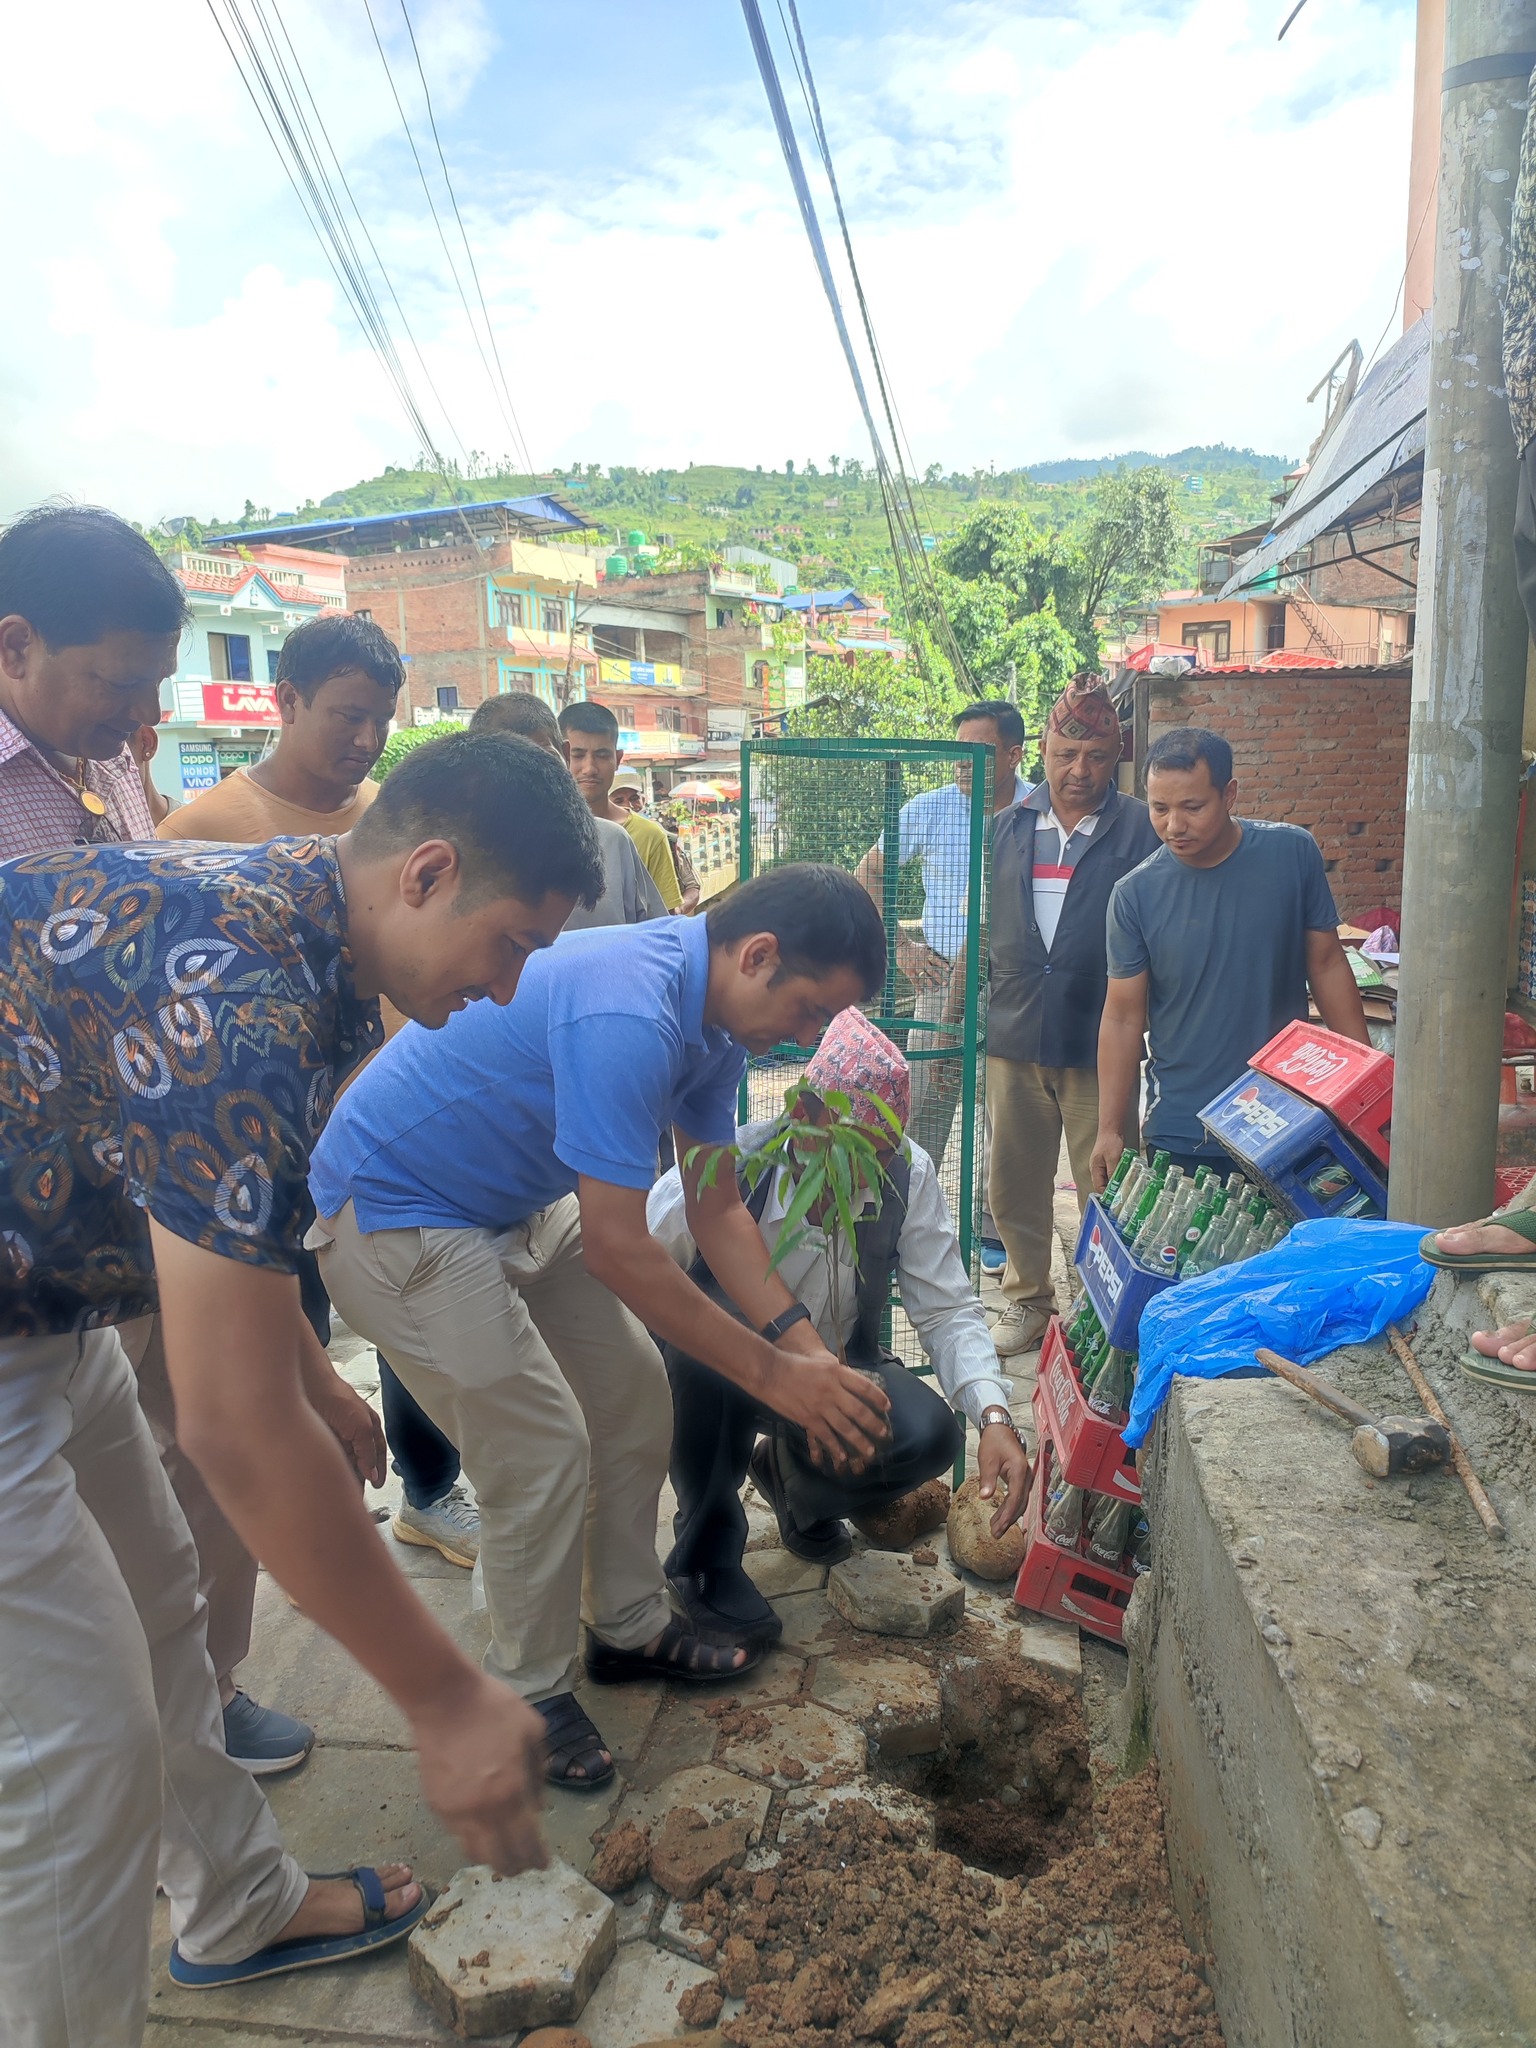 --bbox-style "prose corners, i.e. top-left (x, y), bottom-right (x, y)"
top-left (648, 1009), bottom-right (1032, 1647)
